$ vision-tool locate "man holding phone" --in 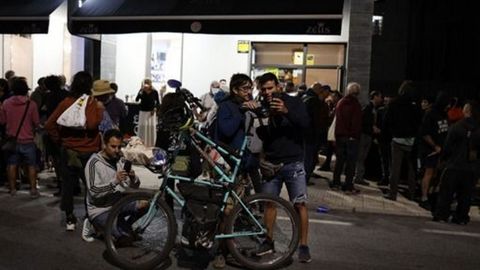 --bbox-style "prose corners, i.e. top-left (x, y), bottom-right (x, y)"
top-left (255, 73), bottom-right (312, 263)
top-left (83, 129), bottom-right (140, 242)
